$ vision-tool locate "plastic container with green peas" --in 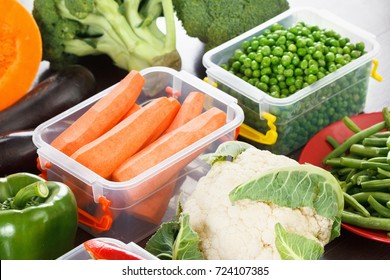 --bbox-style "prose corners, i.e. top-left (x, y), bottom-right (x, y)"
top-left (203, 7), bottom-right (381, 155)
